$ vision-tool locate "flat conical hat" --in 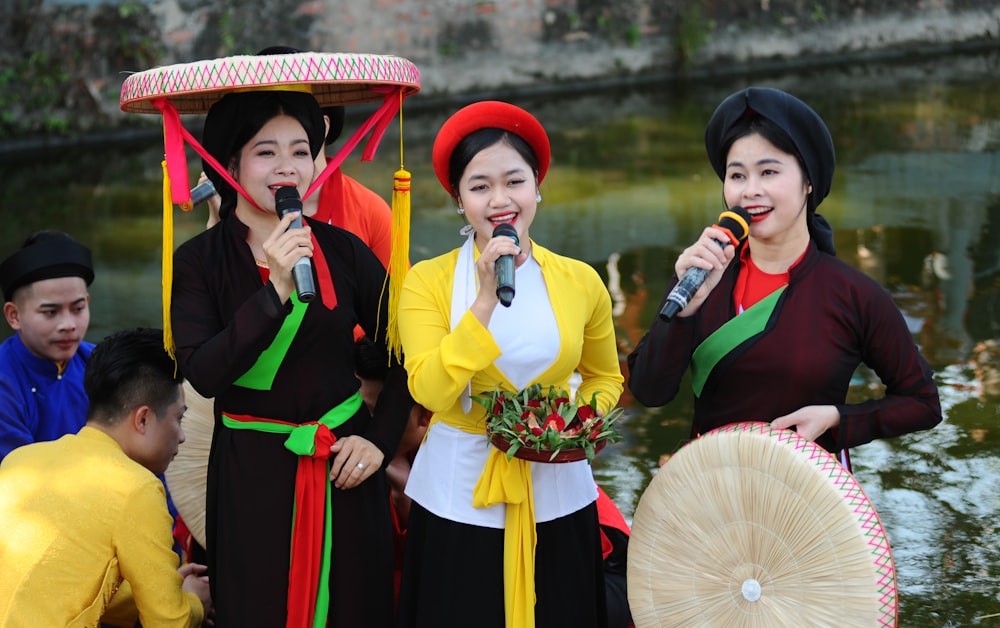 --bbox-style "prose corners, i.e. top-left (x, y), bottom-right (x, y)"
top-left (164, 380), bottom-right (214, 549)
top-left (120, 51), bottom-right (421, 115)
top-left (627, 422), bottom-right (897, 627)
